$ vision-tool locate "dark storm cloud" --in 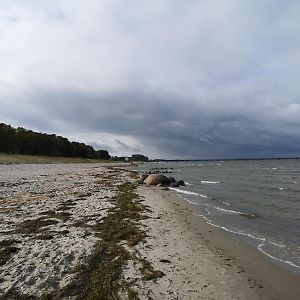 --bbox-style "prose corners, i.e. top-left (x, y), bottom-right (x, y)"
top-left (1, 0), bottom-right (300, 158)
